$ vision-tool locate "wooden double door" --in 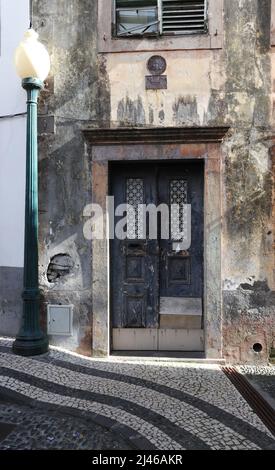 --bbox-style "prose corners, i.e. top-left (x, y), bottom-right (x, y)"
top-left (110, 161), bottom-right (204, 351)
